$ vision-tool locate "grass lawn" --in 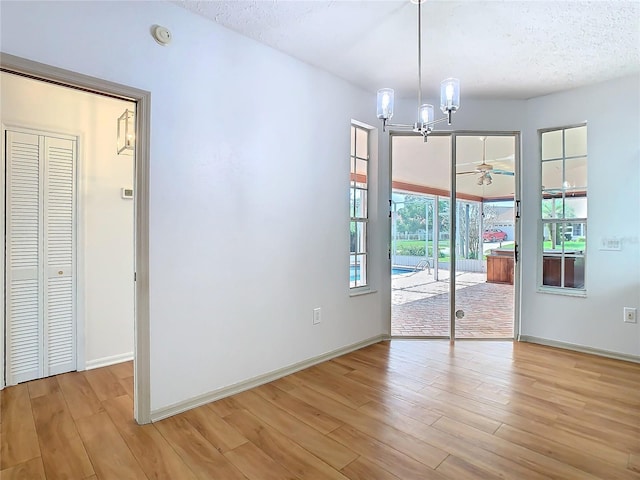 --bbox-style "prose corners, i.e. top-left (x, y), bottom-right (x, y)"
top-left (393, 240), bottom-right (450, 257)
top-left (394, 238), bottom-right (585, 262)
